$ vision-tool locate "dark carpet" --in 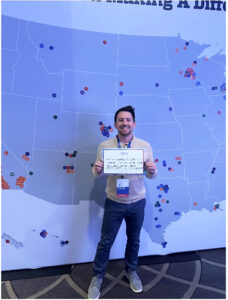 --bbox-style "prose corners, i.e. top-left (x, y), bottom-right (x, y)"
top-left (1, 248), bottom-right (225, 299)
